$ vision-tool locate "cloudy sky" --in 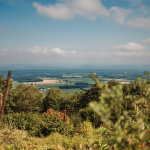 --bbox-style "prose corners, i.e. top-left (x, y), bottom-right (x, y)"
top-left (0, 0), bottom-right (150, 65)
